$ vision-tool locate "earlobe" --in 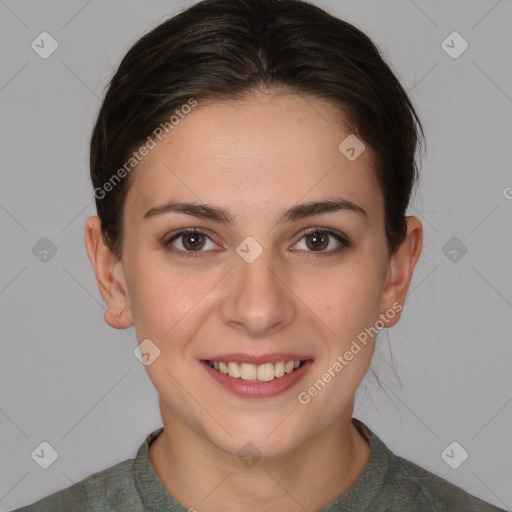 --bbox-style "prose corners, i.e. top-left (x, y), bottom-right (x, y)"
top-left (84, 215), bottom-right (133, 329)
top-left (379, 216), bottom-right (423, 328)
